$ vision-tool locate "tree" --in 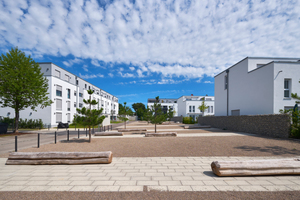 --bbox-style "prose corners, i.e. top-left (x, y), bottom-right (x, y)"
top-left (73, 89), bottom-right (105, 143)
top-left (166, 106), bottom-right (175, 124)
top-left (0, 47), bottom-right (52, 133)
top-left (143, 106), bottom-right (152, 124)
top-left (118, 102), bottom-right (132, 129)
top-left (198, 98), bottom-right (209, 116)
top-left (149, 96), bottom-right (167, 133)
top-left (132, 103), bottom-right (146, 119)
top-left (291, 80), bottom-right (300, 103)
